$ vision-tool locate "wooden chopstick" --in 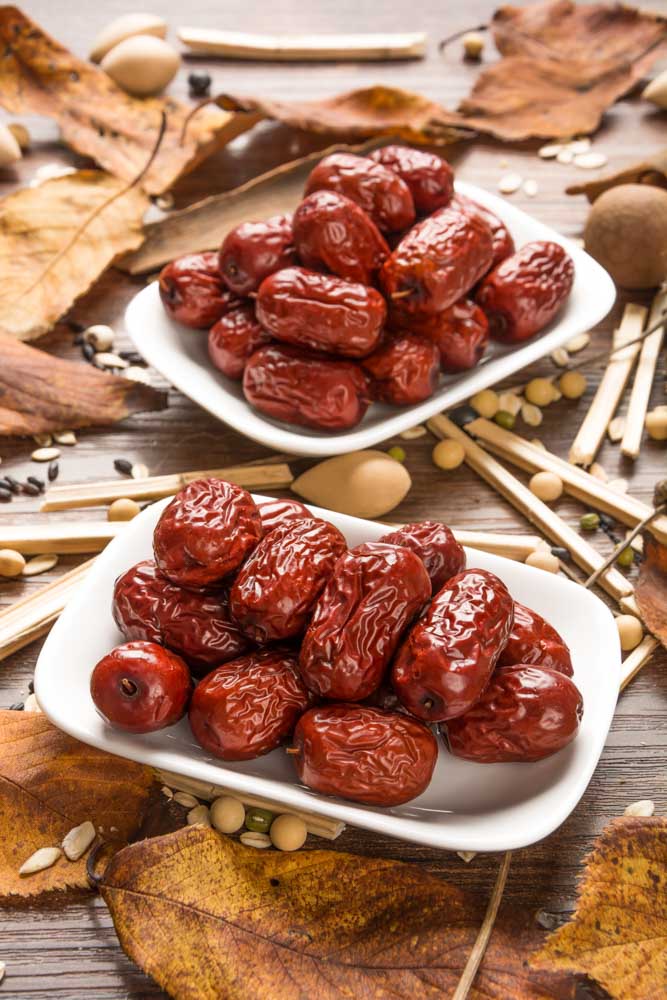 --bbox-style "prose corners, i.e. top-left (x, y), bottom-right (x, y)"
top-left (177, 27), bottom-right (427, 61)
top-left (0, 522), bottom-right (124, 555)
top-left (569, 303), bottom-right (647, 466)
top-left (0, 559), bottom-right (93, 661)
top-left (464, 417), bottom-right (667, 546)
top-left (157, 769), bottom-right (345, 840)
top-left (41, 463), bottom-right (294, 512)
top-left (427, 414), bottom-right (634, 603)
top-left (621, 289), bottom-right (666, 459)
